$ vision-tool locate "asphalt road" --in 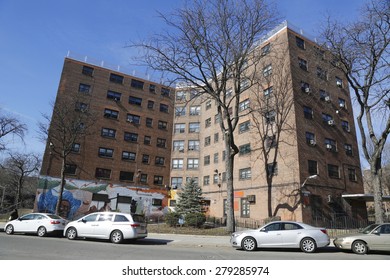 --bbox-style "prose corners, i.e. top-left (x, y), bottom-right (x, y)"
top-left (1, 231), bottom-right (390, 260)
